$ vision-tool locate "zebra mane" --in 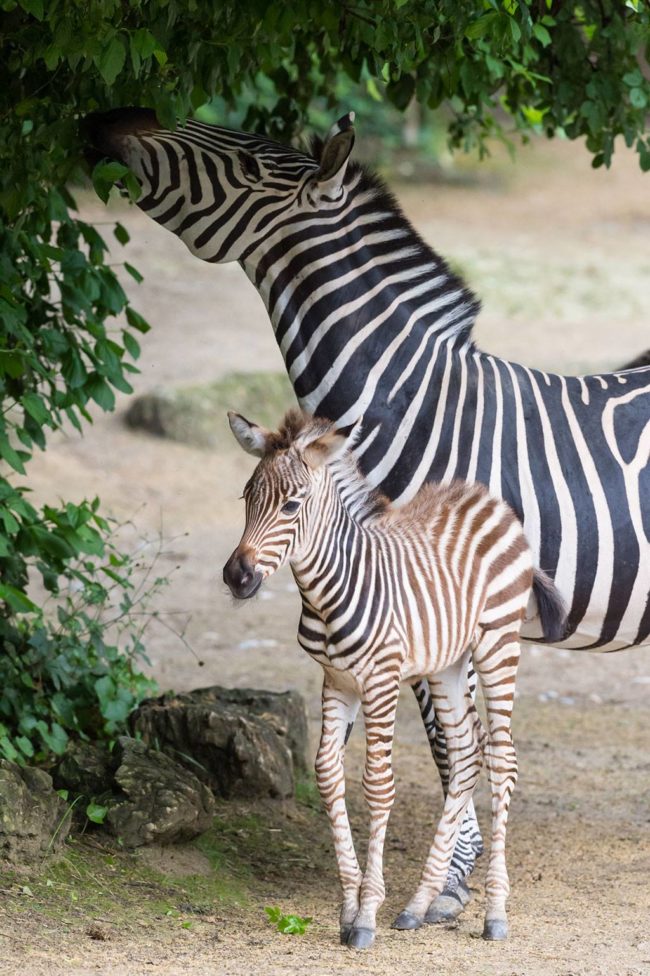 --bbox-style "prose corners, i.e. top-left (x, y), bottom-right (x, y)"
top-left (267, 409), bottom-right (389, 521)
top-left (308, 135), bottom-right (480, 341)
